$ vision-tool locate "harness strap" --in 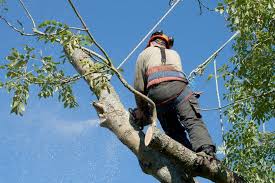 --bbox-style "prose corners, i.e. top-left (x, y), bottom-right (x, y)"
top-left (160, 47), bottom-right (166, 64)
top-left (148, 71), bottom-right (185, 82)
top-left (146, 65), bottom-right (177, 76)
top-left (146, 65), bottom-right (187, 89)
top-left (157, 86), bottom-right (193, 106)
top-left (147, 71), bottom-right (186, 88)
